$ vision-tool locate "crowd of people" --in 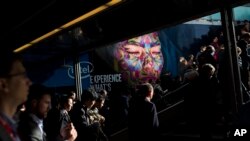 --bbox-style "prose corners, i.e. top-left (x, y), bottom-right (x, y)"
top-left (0, 49), bottom-right (160, 141)
top-left (1, 19), bottom-right (250, 141)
